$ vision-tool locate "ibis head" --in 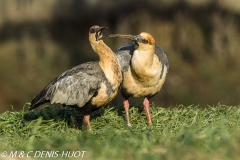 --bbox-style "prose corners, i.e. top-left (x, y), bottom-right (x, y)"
top-left (89, 25), bottom-right (108, 42)
top-left (138, 32), bottom-right (155, 45)
top-left (137, 32), bottom-right (155, 51)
